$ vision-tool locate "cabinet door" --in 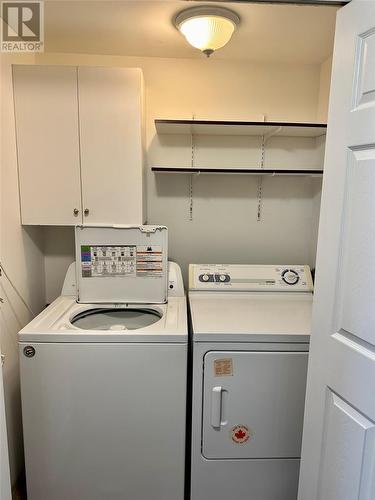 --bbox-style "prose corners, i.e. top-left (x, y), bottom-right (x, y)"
top-left (78, 67), bottom-right (144, 225)
top-left (202, 351), bottom-right (308, 459)
top-left (13, 65), bottom-right (82, 225)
